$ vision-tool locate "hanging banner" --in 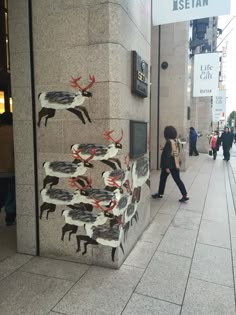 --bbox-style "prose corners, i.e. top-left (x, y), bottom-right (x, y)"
top-left (212, 90), bottom-right (226, 122)
top-left (152, 0), bottom-right (231, 25)
top-left (193, 52), bottom-right (220, 97)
